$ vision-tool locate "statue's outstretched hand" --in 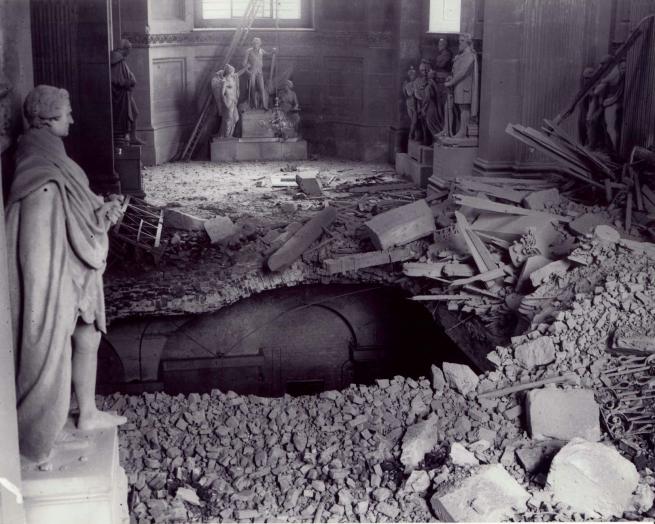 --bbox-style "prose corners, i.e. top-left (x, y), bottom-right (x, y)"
top-left (97, 198), bottom-right (124, 227)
